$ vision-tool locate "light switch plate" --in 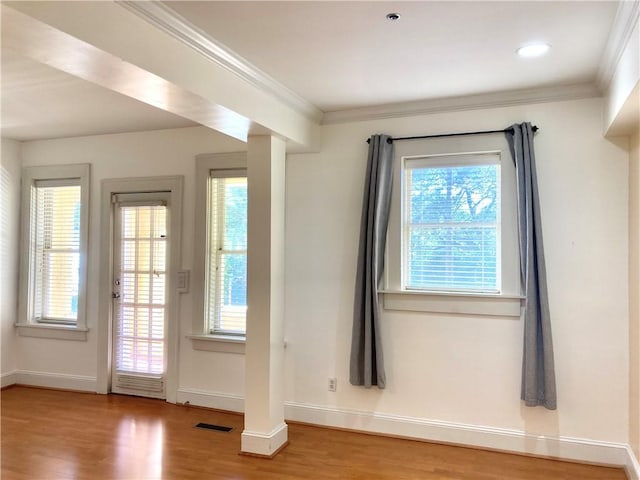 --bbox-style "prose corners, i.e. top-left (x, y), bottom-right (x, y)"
top-left (177, 270), bottom-right (190, 293)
